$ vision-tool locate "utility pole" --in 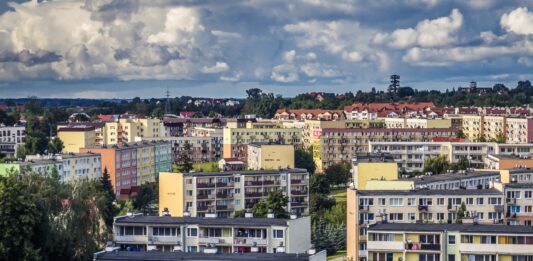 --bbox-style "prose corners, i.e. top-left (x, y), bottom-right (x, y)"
top-left (165, 88), bottom-right (171, 115)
